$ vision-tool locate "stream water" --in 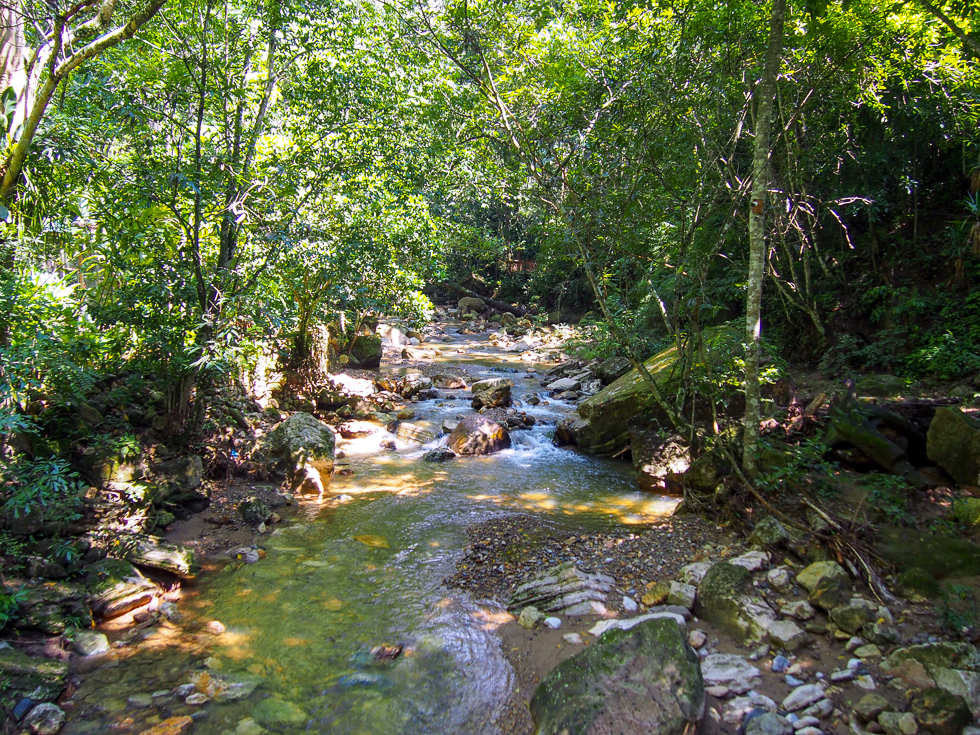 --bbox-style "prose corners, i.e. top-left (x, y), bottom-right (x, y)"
top-left (65, 332), bottom-right (680, 735)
